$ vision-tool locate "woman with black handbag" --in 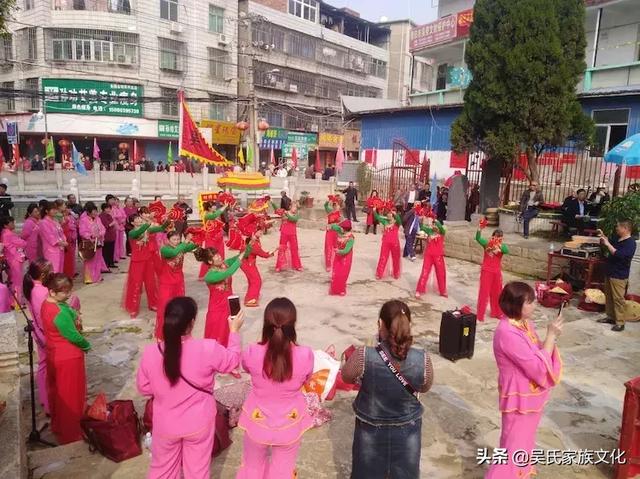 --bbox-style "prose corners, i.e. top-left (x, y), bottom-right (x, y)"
top-left (341, 300), bottom-right (434, 479)
top-left (136, 296), bottom-right (243, 479)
